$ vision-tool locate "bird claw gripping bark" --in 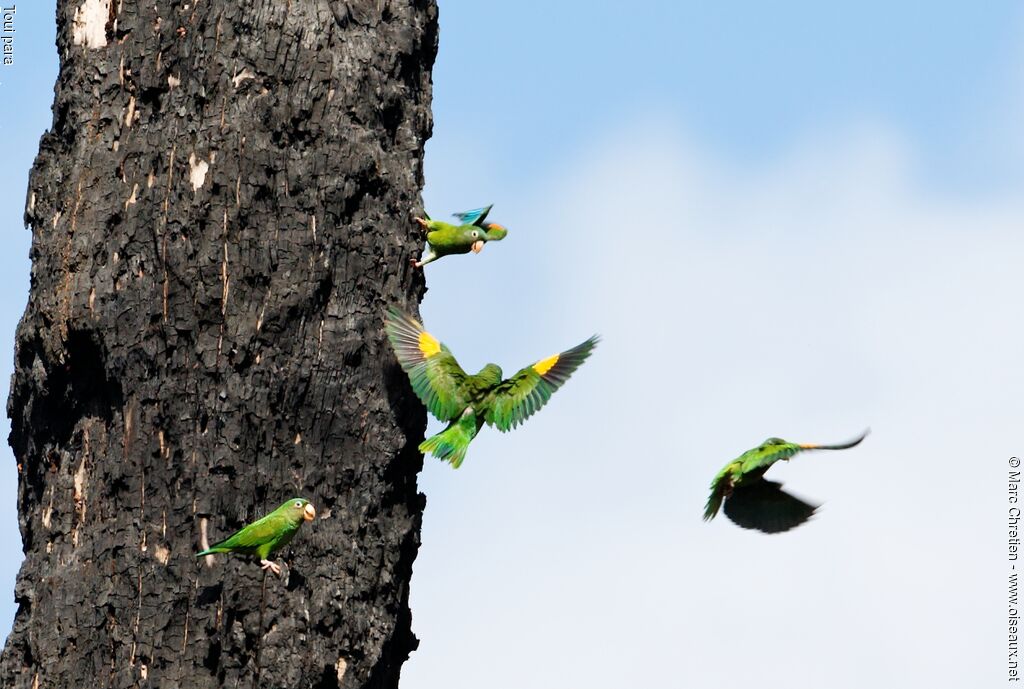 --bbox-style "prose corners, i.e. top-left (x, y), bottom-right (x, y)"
top-left (260, 559), bottom-right (282, 576)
